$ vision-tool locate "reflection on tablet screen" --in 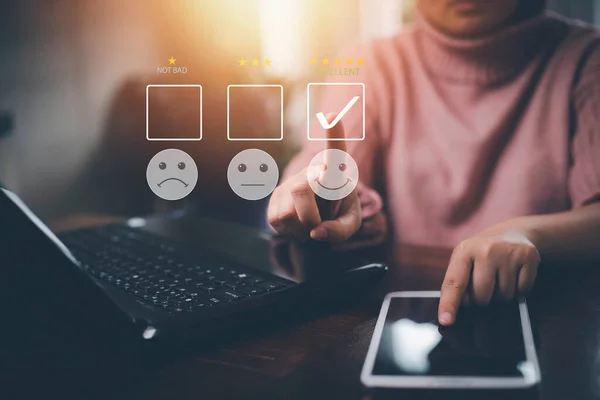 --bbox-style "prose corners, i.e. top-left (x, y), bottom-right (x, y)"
top-left (372, 297), bottom-right (528, 377)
